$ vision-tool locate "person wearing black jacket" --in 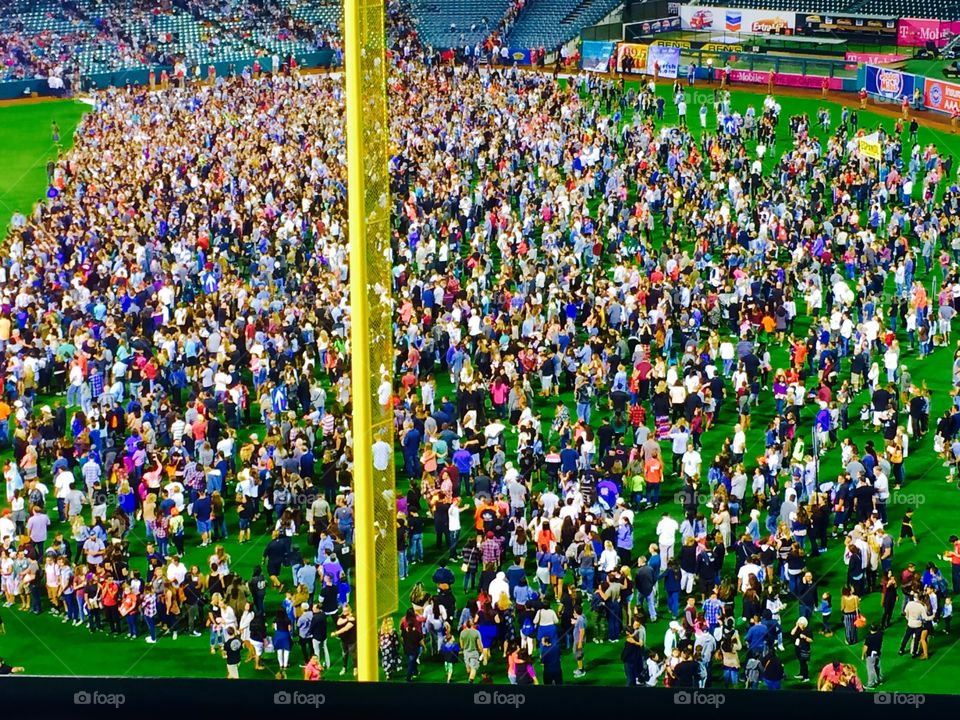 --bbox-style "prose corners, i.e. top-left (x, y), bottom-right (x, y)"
top-left (181, 571), bottom-right (205, 636)
top-left (762, 652), bottom-right (785, 689)
top-left (862, 623), bottom-right (884, 689)
top-left (309, 601), bottom-right (330, 668)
